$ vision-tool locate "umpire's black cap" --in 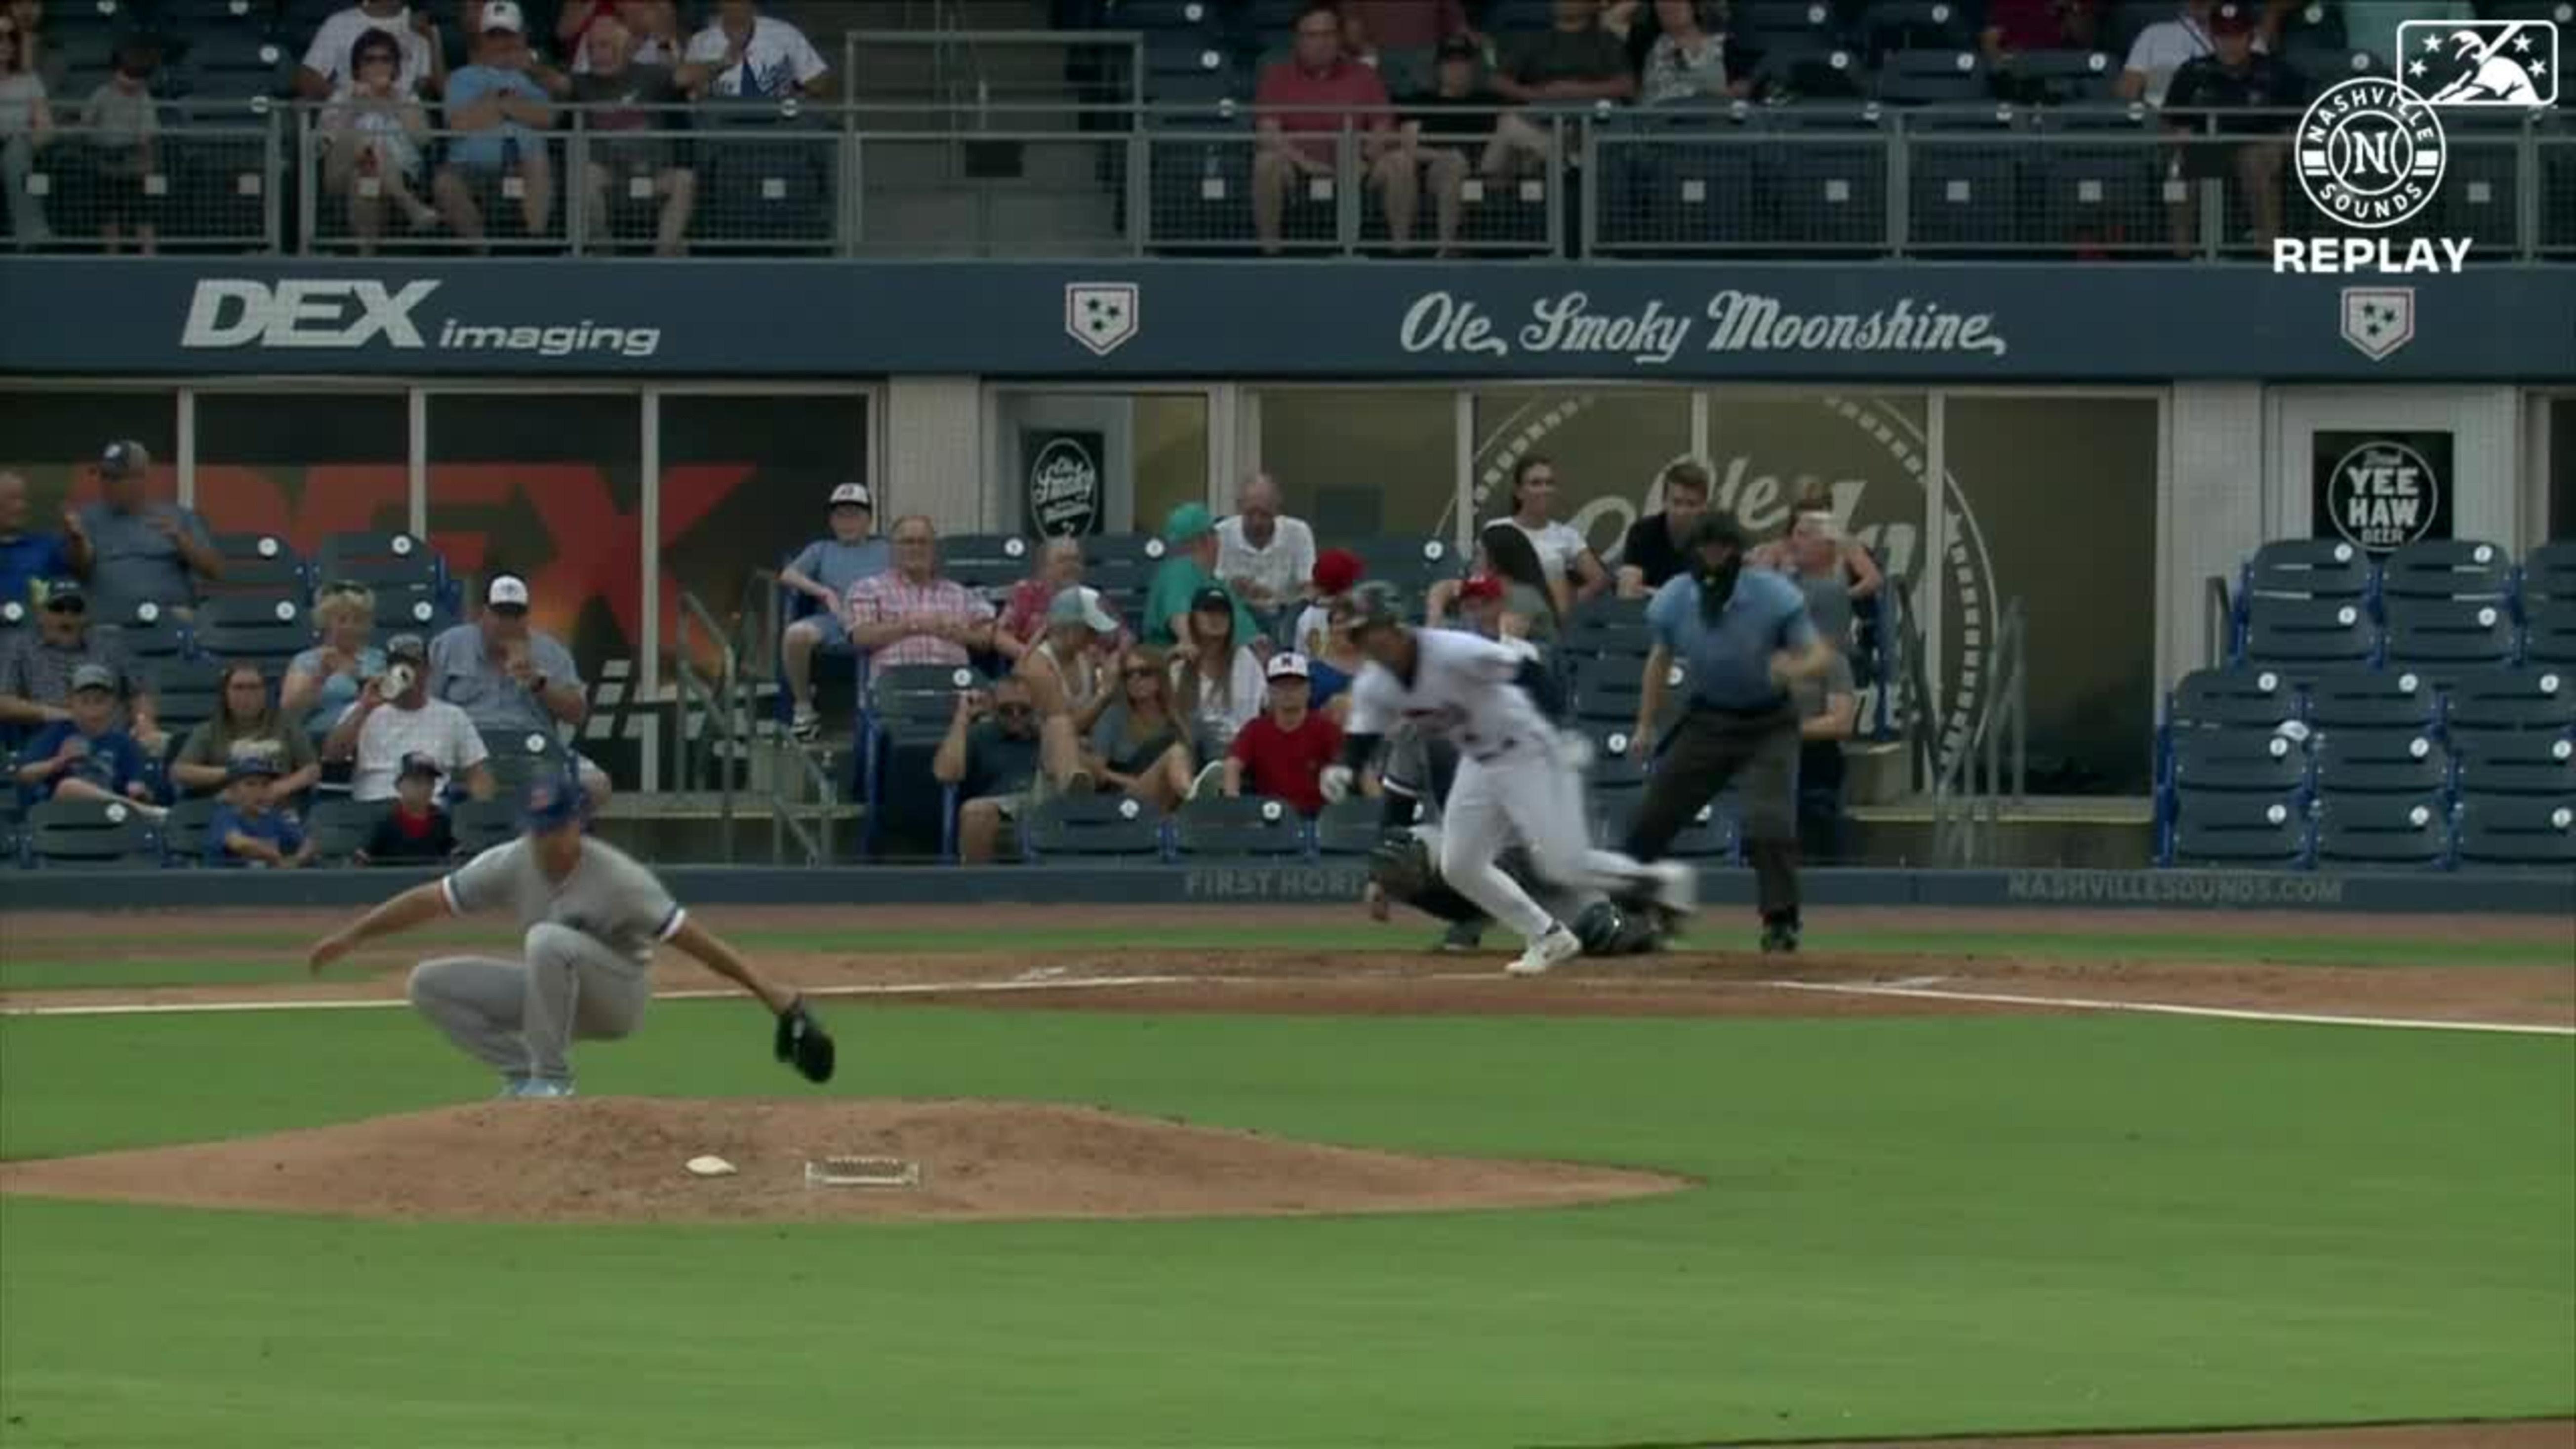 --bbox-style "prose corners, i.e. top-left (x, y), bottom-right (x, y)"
top-left (1687, 515), bottom-right (1751, 553)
